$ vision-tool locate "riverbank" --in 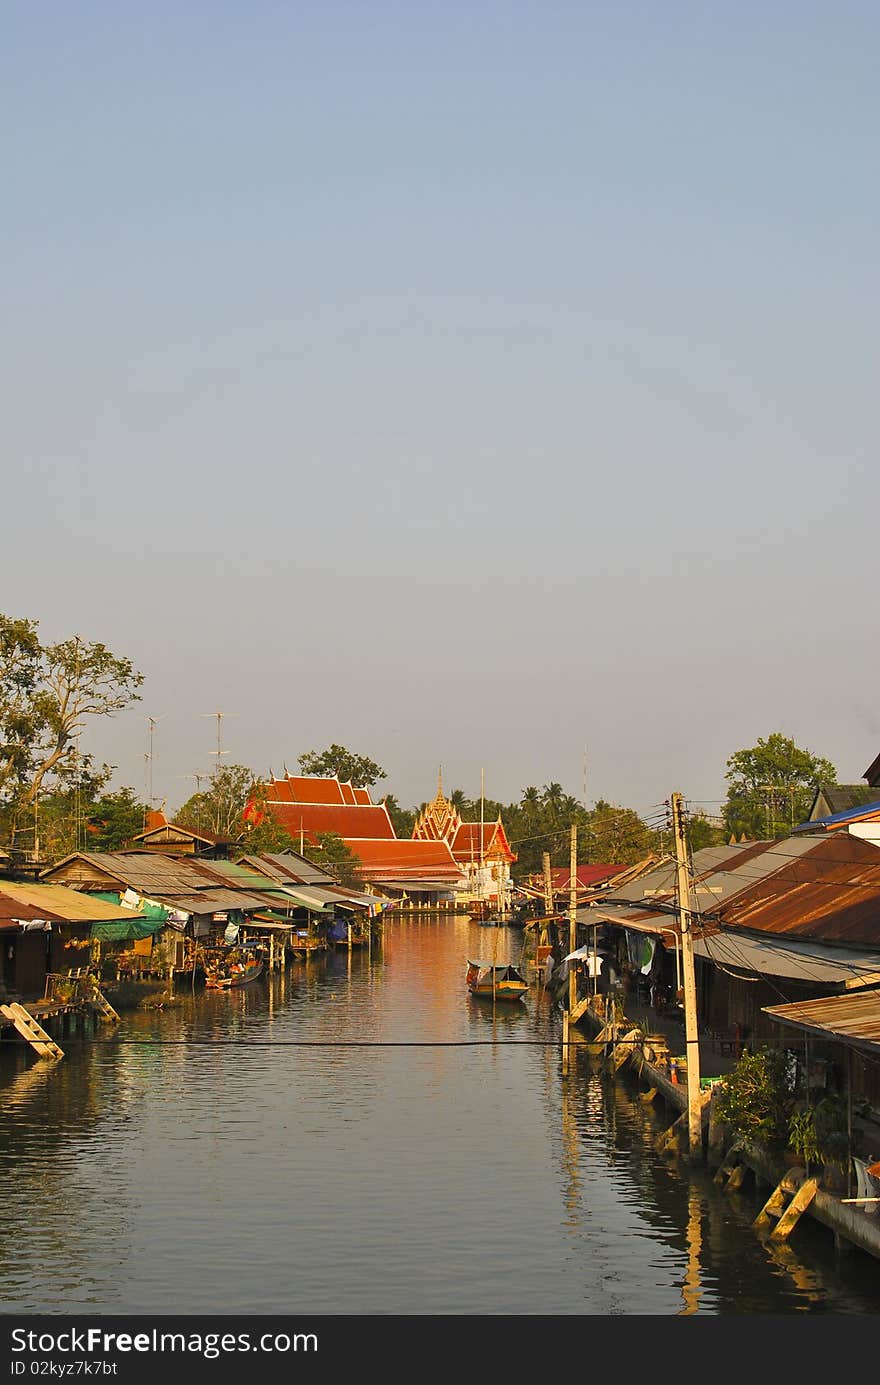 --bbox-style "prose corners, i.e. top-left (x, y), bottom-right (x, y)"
top-left (570, 991), bottom-right (880, 1263)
